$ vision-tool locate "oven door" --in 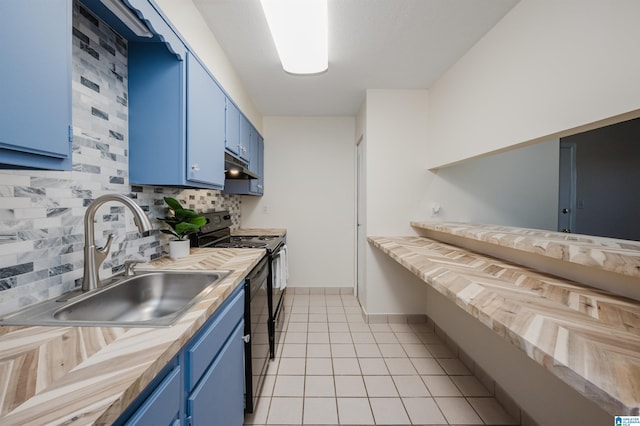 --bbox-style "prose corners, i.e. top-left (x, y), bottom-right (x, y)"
top-left (270, 285), bottom-right (285, 359)
top-left (244, 257), bottom-right (269, 413)
top-left (268, 249), bottom-right (286, 359)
